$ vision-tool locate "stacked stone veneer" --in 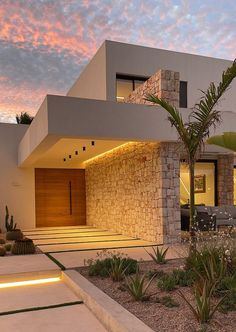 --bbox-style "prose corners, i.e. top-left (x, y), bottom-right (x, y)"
top-left (85, 142), bottom-right (180, 244)
top-left (124, 69), bottom-right (180, 107)
top-left (217, 155), bottom-right (234, 206)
